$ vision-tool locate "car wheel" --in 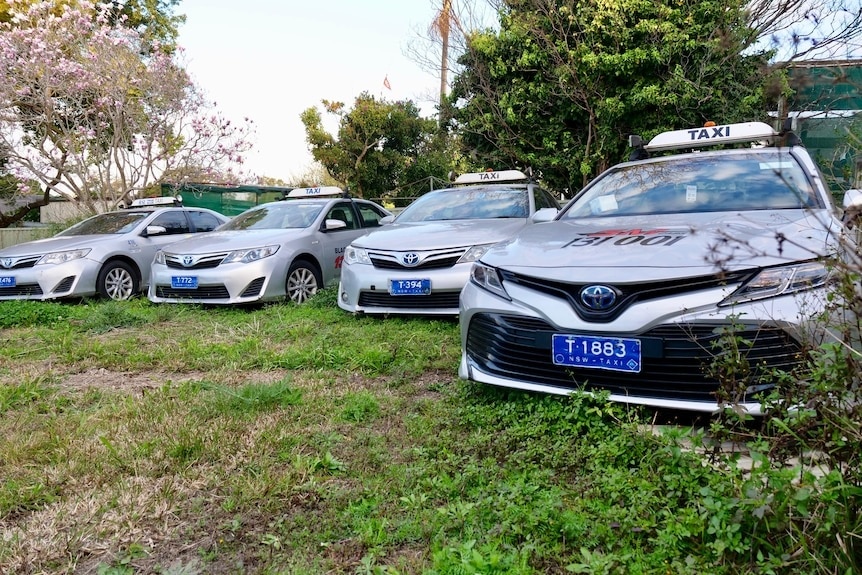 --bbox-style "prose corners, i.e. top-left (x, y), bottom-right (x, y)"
top-left (97, 260), bottom-right (139, 301)
top-left (285, 259), bottom-right (321, 304)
